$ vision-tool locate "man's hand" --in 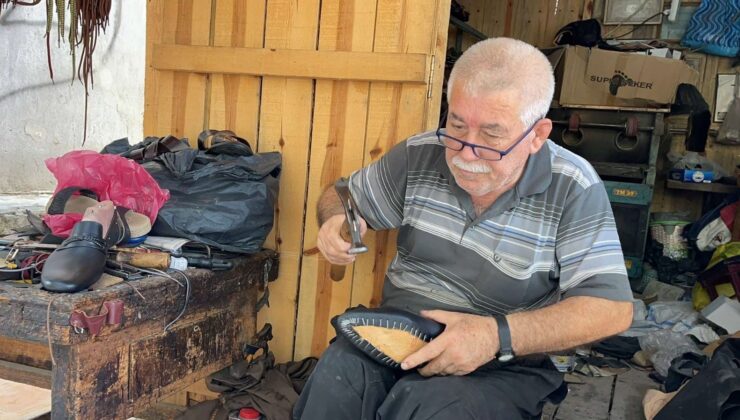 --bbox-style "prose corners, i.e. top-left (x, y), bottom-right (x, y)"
top-left (401, 310), bottom-right (500, 376)
top-left (317, 214), bottom-right (368, 265)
